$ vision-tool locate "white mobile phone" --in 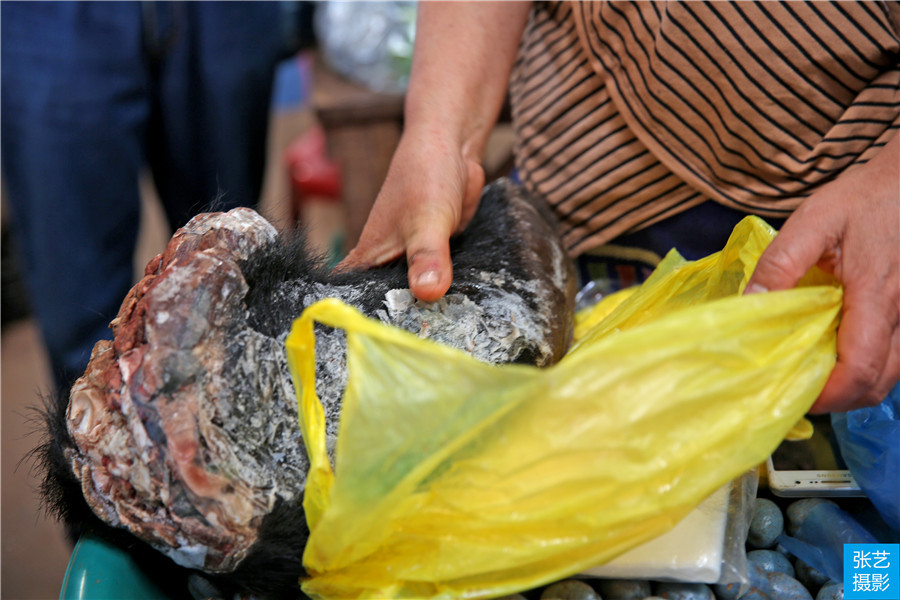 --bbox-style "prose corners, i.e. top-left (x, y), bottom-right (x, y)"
top-left (765, 414), bottom-right (864, 498)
